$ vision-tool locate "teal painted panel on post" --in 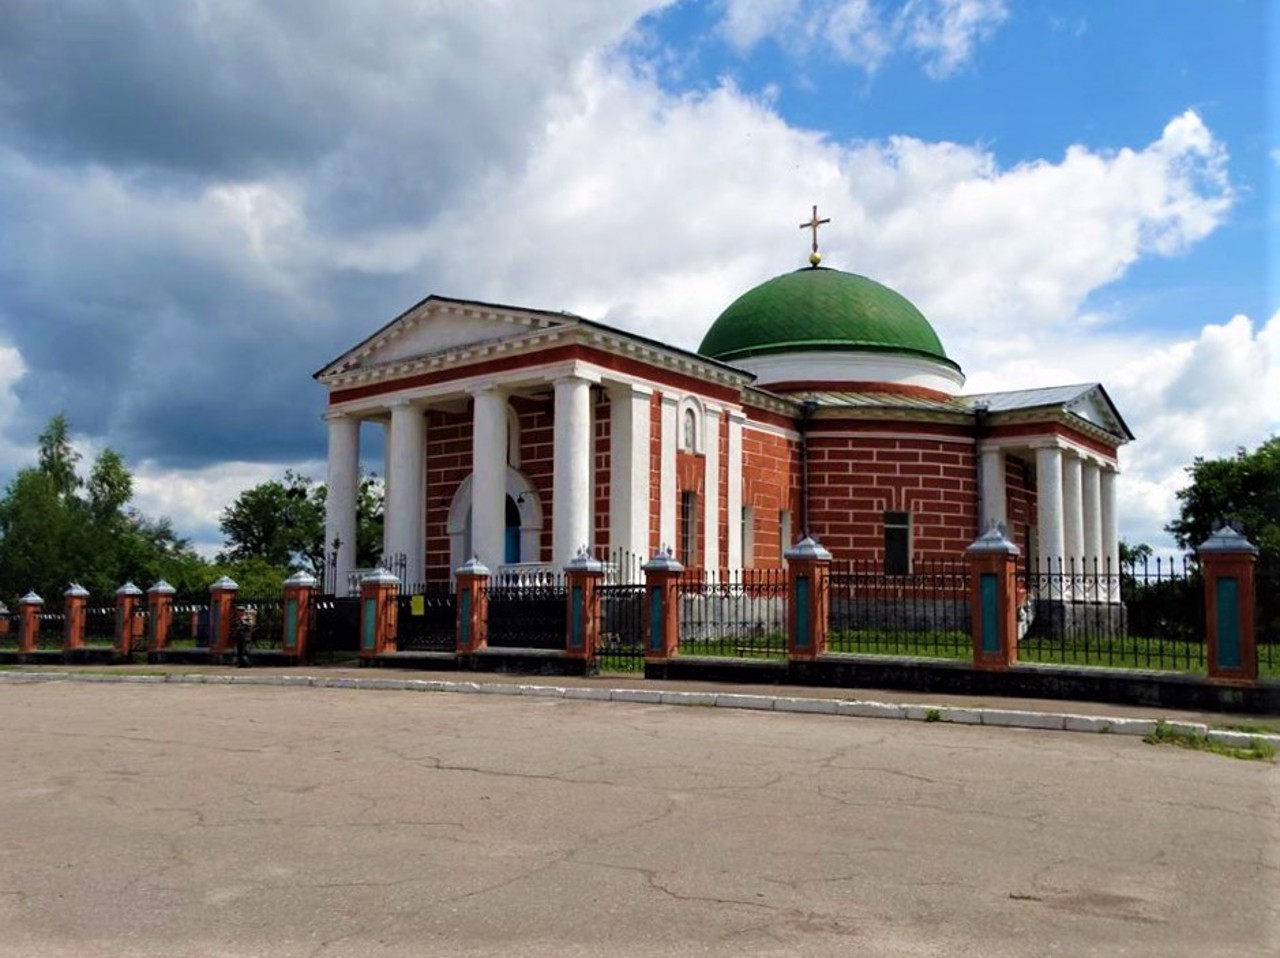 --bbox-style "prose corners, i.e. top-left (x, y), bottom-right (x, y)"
top-left (570, 585), bottom-right (584, 649)
top-left (460, 591), bottom-right (472, 647)
top-left (1215, 577), bottom-right (1241, 669)
top-left (649, 587), bottom-right (663, 652)
top-left (362, 598), bottom-right (377, 650)
top-left (795, 577), bottom-right (811, 649)
top-left (980, 573), bottom-right (999, 653)
top-left (285, 599), bottom-right (298, 650)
